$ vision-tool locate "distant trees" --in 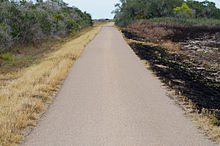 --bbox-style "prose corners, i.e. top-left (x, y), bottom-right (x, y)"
top-left (113, 0), bottom-right (183, 26)
top-left (186, 0), bottom-right (220, 19)
top-left (113, 0), bottom-right (220, 26)
top-left (174, 3), bottom-right (193, 17)
top-left (0, 0), bottom-right (93, 50)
